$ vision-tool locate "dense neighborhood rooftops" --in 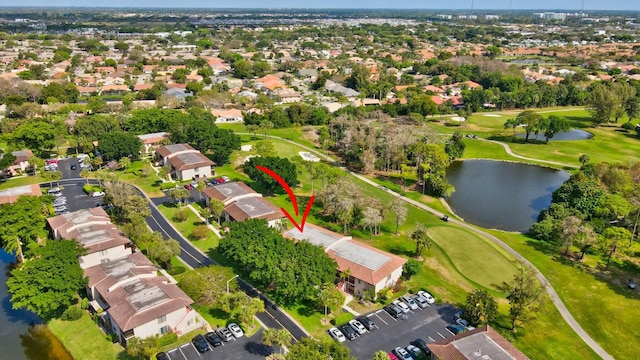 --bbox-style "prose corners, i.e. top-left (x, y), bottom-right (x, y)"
top-left (428, 325), bottom-right (530, 360)
top-left (0, 184), bottom-right (40, 204)
top-left (85, 252), bottom-right (156, 289)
